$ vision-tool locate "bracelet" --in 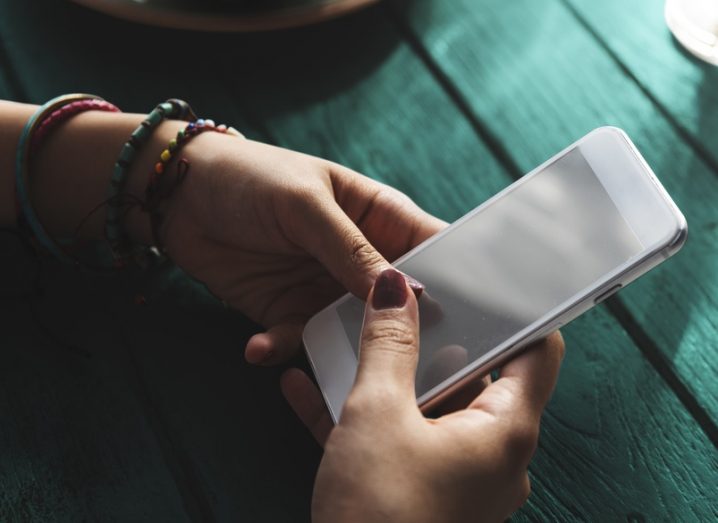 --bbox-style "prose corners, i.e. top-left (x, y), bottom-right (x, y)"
top-left (15, 93), bottom-right (119, 265)
top-left (144, 118), bottom-right (239, 250)
top-left (31, 99), bottom-right (120, 152)
top-left (105, 99), bottom-right (196, 267)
